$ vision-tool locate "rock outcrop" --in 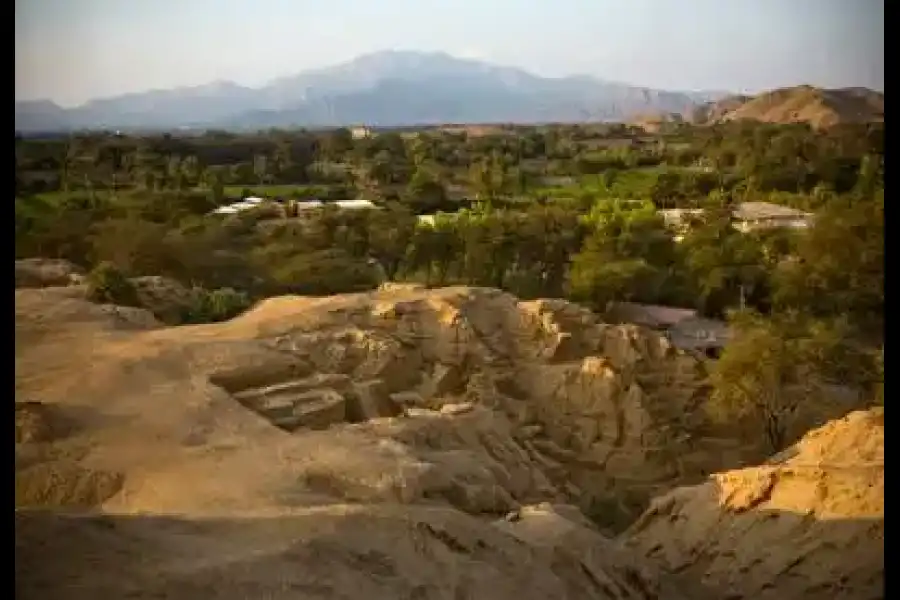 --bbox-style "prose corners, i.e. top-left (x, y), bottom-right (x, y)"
top-left (129, 275), bottom-right (199, 323)
top-left (15, 258), bottom-right (84, 288)
top-left (622, 408), bottom-right (884, 600)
